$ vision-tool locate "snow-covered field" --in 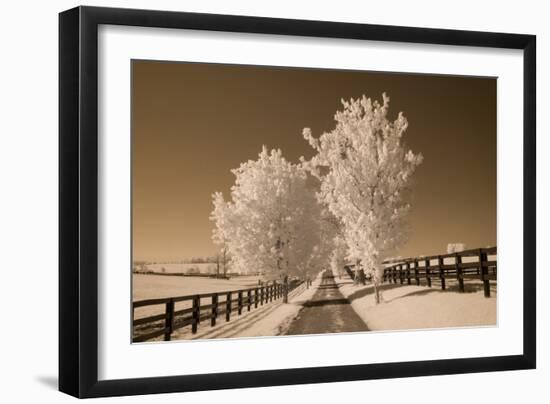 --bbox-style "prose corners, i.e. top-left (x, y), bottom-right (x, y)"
top-left (138, 262), bottom-right (219, 274)
top-left (133, 274), bottom-right (262, 300)
top-left (133, 274), bottom-right (262, 318)
top-left (137, 272), bottom-right (322, 342)
top-left (335, 270), bottom-right (496, 331)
